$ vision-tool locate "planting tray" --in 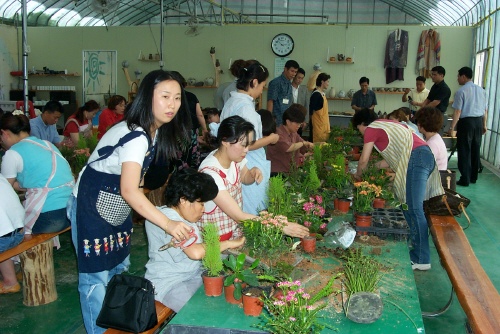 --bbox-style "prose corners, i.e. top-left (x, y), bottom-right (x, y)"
top-left (355, 208), bottom-right (409, 241)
